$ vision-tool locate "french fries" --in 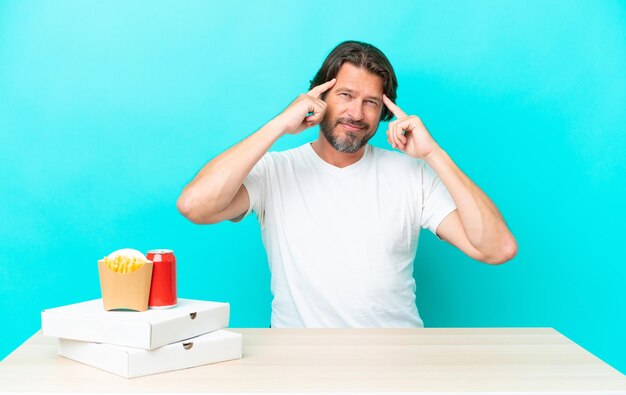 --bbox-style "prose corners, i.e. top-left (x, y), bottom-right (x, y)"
top-left (102, 255), bottom-right (148, 274)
